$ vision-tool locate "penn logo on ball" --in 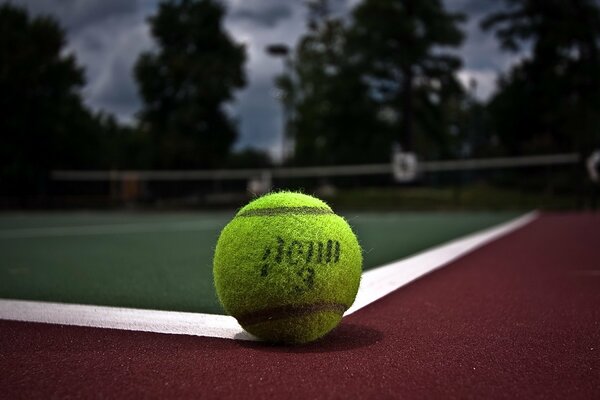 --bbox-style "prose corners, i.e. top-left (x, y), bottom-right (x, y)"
top-left (213, 191), bottom-right (362, 344)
